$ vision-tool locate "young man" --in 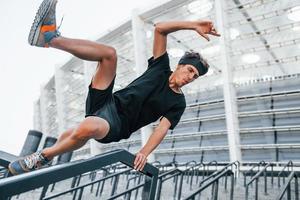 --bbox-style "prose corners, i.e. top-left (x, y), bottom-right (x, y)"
top-left (9, 0), bottom-right (220, 175)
